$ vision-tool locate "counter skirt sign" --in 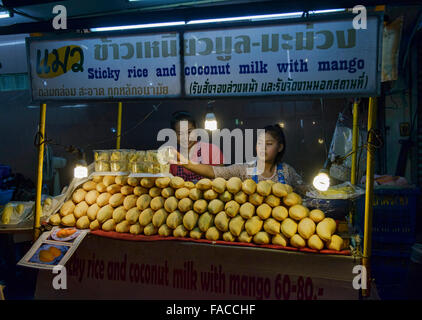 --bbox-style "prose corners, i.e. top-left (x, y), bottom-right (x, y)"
top-left (28, 32), bottom-right (181, 100)
top-left (184, 16), bottom-right (381, 97)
